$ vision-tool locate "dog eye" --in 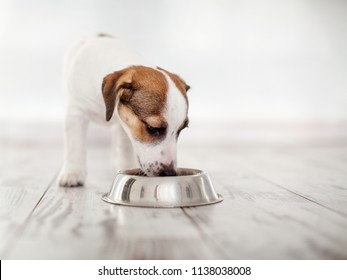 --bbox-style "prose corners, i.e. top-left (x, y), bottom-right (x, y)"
top-left (146, 125), bottom-right (166, 137)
